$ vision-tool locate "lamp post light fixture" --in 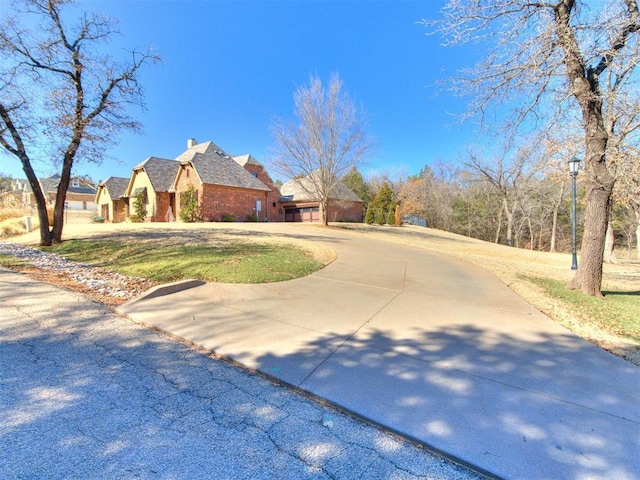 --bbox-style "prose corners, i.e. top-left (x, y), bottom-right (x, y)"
top-left (568, 156), bottom-right (581, 270)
